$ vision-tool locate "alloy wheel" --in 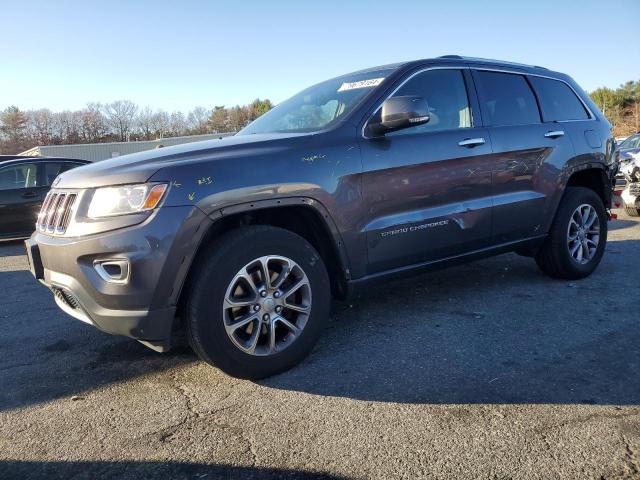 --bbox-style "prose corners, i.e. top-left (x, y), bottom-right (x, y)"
top-left (223, 255), bottom-right (312, 356)
top-left (566, 204), bottom-right (600, 264)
